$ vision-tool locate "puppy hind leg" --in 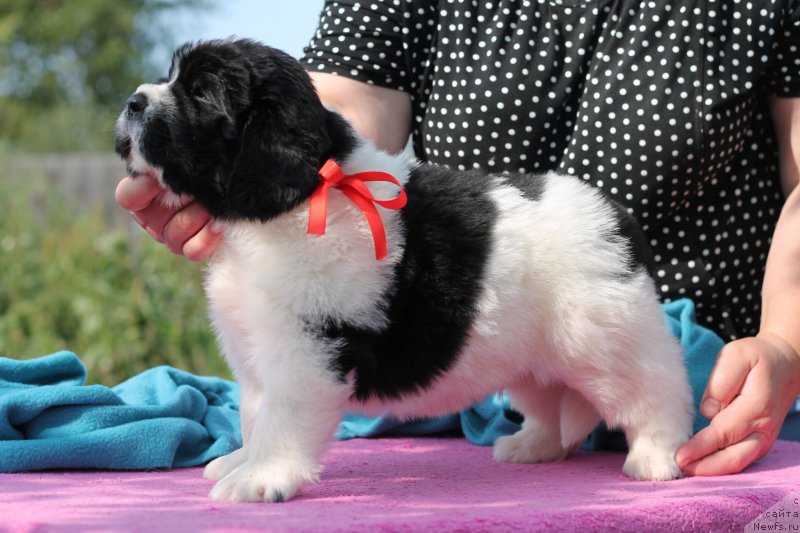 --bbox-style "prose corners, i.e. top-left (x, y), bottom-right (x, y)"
top-left (619, 361), bottom-right (693, 481)
top-left (620, 321), bottom-right (693, 481)
top-left (572, 328), bottom-right (693, 481)
top-left (559, 387), bottom-right (601, 452)
top-left (493, 380), bottom-right (569, 464)
top-left (622, 415), bottom-right (690, 482)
